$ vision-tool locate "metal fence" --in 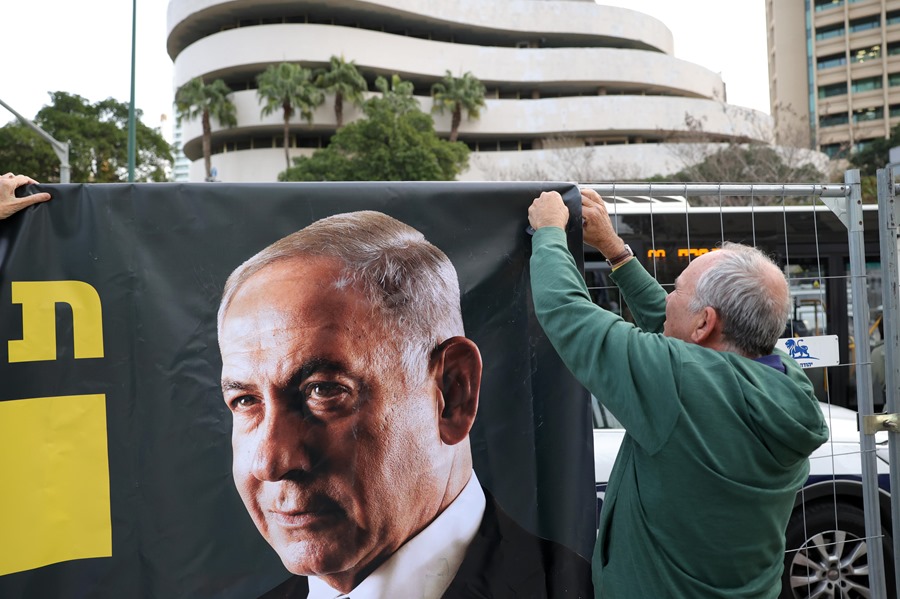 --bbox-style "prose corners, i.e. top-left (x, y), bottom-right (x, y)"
top-left (582, 170), bottom-right (896, 598)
